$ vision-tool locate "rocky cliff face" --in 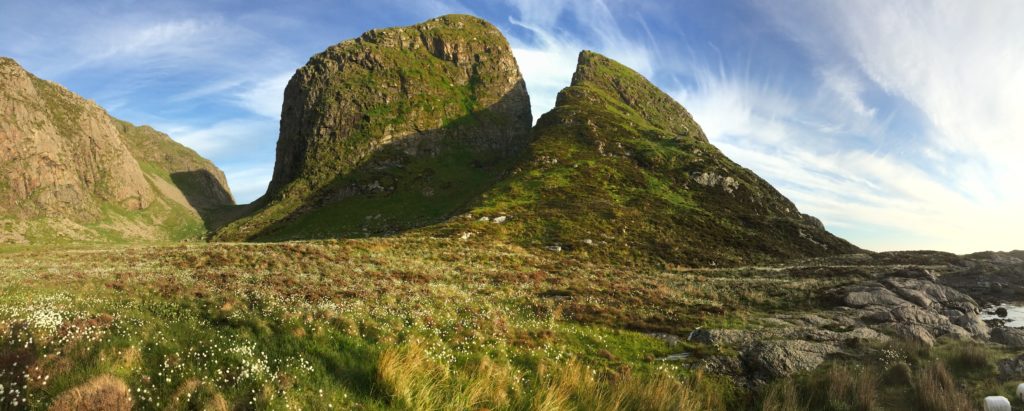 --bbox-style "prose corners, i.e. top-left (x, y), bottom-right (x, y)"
top-left (0, 57), bottom-right (233, 243)
top-left (438, 51), bottom-right (858, 265)
top-left (0, 58), bottom-right (153, 217)
top-left (215, 14), bottom-right (532, 240)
